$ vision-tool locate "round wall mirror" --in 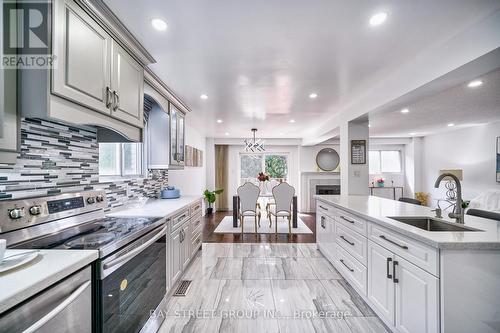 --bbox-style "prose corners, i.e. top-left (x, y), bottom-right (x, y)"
top-left (316, 148), bottom-right (340, 171)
